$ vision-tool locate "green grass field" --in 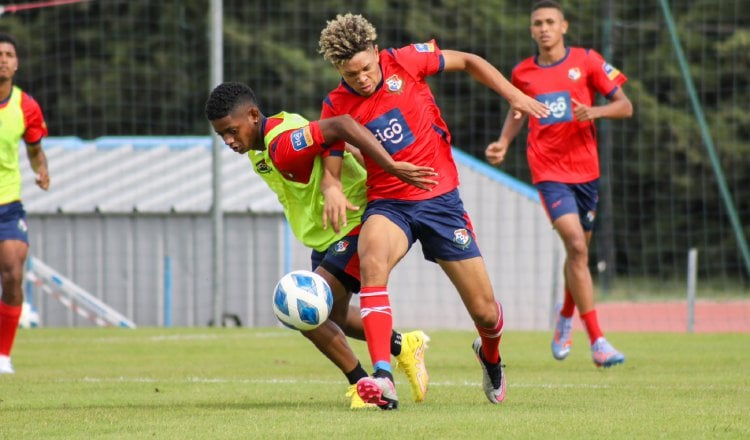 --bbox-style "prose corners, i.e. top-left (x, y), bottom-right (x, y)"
top-left (1, 328), bottom-right (748, 439)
